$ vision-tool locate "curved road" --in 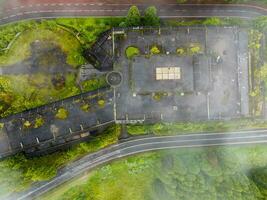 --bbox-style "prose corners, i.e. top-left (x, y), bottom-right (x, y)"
top-left (9, 129), bottom-right (267, 200)
top-left (0, 3), bottom-right (267, 25)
